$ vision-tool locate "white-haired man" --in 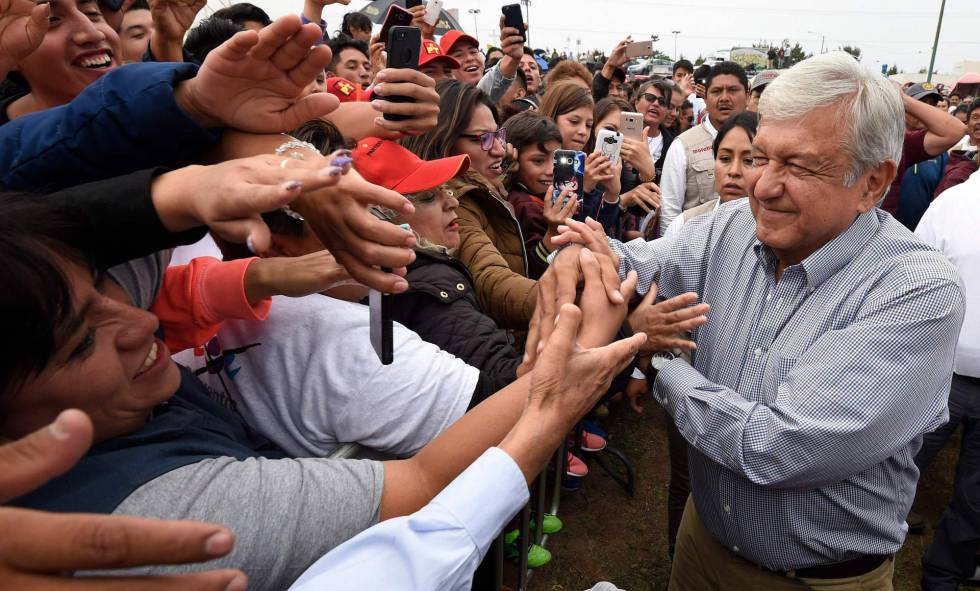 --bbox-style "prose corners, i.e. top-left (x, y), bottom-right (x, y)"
top-left (532, 52), bottom-right (967, 589)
